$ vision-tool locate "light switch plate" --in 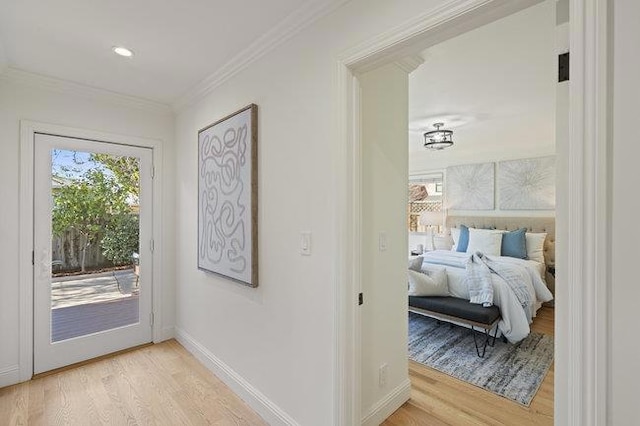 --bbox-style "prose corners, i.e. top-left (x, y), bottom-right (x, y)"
top-left (379, 232), bottom-right (387, 251)
top-left (301, 232), bottom-right (312, 255)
